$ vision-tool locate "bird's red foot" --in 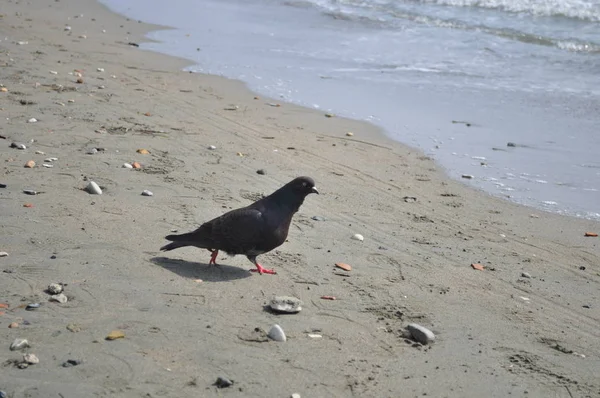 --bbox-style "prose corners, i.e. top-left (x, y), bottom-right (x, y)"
top-left (208, 250), bottom-right (219, 265)
top-left (250, 263), bottom-right (277, 275)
